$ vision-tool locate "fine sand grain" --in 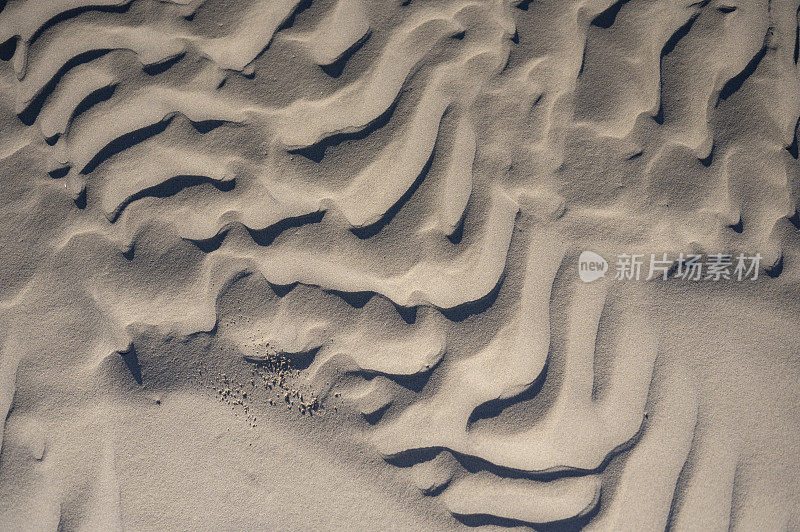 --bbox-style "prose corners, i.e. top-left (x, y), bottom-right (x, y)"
top-left (1, 0), bottom-right (800, 530)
